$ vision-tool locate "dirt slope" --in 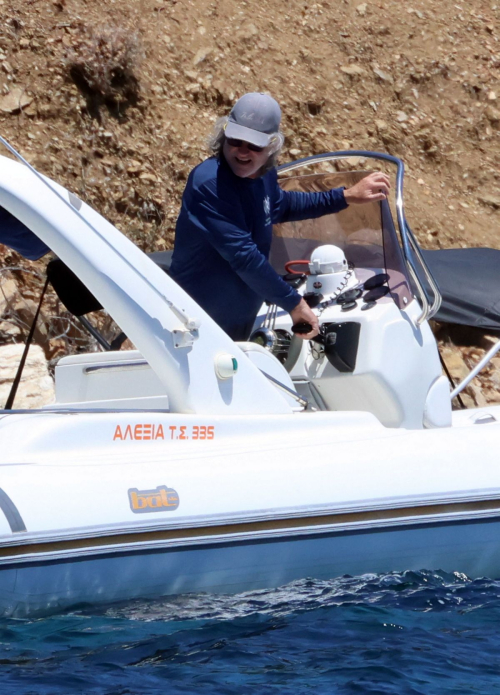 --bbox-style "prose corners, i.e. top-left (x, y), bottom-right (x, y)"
top-left (0, 0), bottom-right (499, 402)
top-left (1, 0), bottom-right (498, 251)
